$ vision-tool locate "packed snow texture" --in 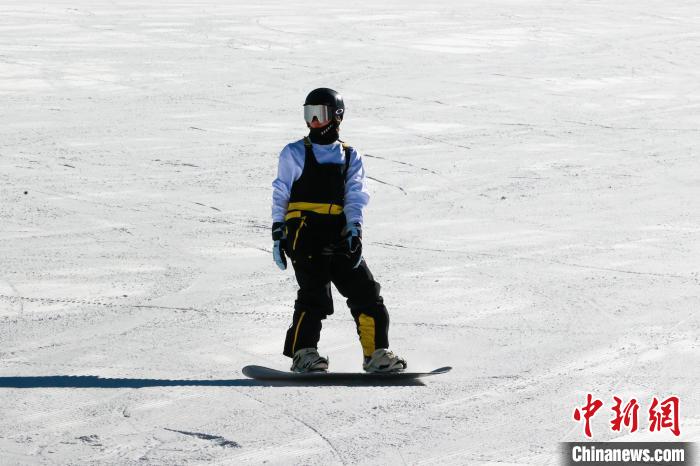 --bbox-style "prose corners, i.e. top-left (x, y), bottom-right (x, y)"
top-left (1, 1), bottom-right (699, 464)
